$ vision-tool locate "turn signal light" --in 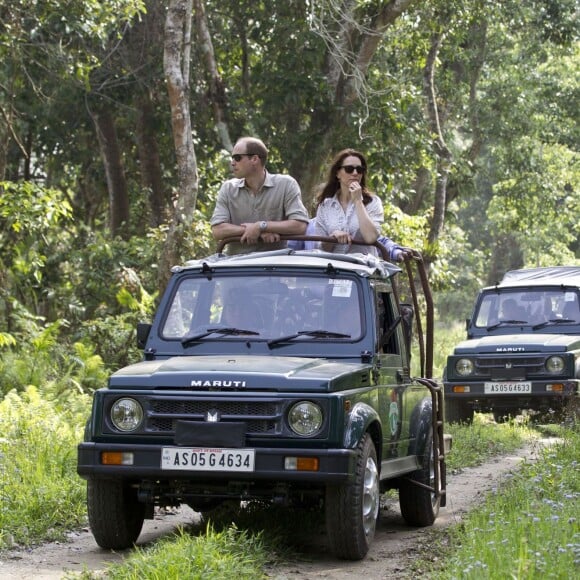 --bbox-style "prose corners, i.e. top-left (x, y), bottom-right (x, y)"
top-left (546, 384), bottom-right (564, 392)
top-left (284, 457), bottom-right (320, 471)
top-left (101, 451), bottom-right (134, 465)
top-left (452, 386), bottom-right (471, 393)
